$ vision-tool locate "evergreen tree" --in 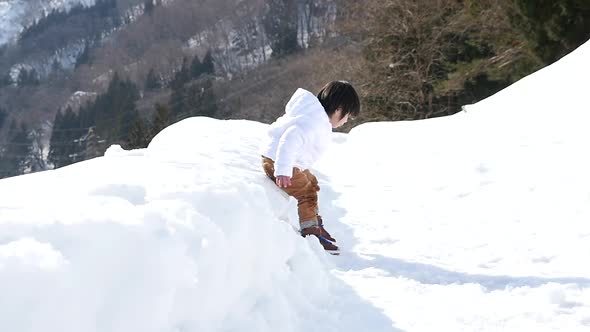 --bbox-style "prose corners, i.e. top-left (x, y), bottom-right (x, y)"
top-left (184, 83), bottom-right (202, 117)
top-left (0, 108), bottom-right (7, 130)
top-left (512, 0), bottom-right (590, 63)
top-left (63, 107), bottom-right (85, 163)
top-left (48, 107), bottom-right (85, 168)
top-left (76, 41), bottom-right (92, 68)
top-left (29, 69), bottom-right (40, 85)
top-left (170, 57), bottom-right (191, 90)
top-left (93, 72), bottom-right (141, 147)
top-left (83, 127), bottom-right (103, 159)
top-left (120, 109), bottom-right (142, 149)
top-left (150, 103), bottom-right (171, 138)
top-left (16, 68), bottom-right (40, 86)
top-left (127, 118), bottom-right (150, 149)
top-left (48, 111), bottom-right (66, 168)
top-left (190, 55), bottom-right (203, 78)
top-left (180, 57), bottom-right (192, 82)
top-left (0, 121), bottom-right (33, 178)
top-left (78, 103), bottom-right (94, 131)
top-left (201, 50), bottom-right (215, 75)
top-left (194, 78), bottom-right (218, 118)
top-left (169, 83), bottom-right (188, 120)
top-left (169, 77), bottom-right (218, 121)
top-left (49, 59), bottom-right (64, 81)
top-left (168, 53), bottom-right (216, 121)
top-left (27, 128), bottom-right (48, 173)
top-left (17, 69), bottom-right (28, 86)
top-left (51, 58), bottom-right (62, 72)
top-left (169, 58), bottom-right (191, 120)
top-left (145, 68), bottom-right (161, 90)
